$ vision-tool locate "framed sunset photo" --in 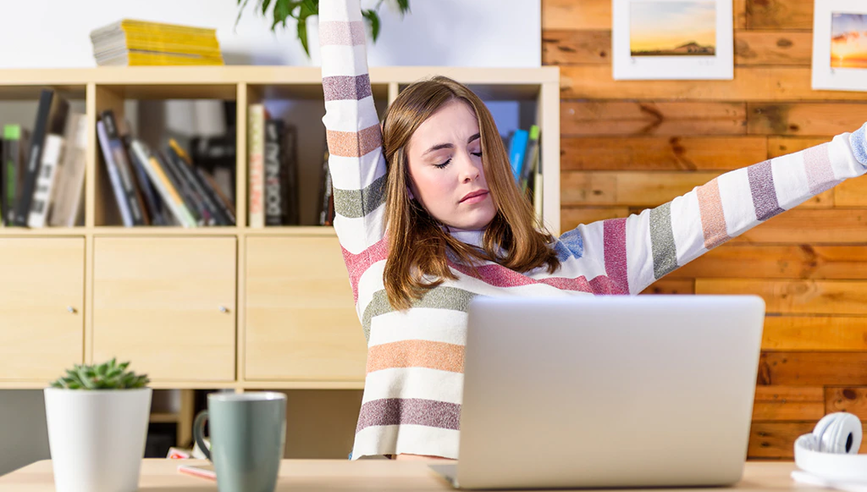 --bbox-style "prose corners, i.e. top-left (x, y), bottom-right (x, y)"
top-left (813, 0), bottom-right (867, 91)
top-left (612, 0), bottom-right (733, 80)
